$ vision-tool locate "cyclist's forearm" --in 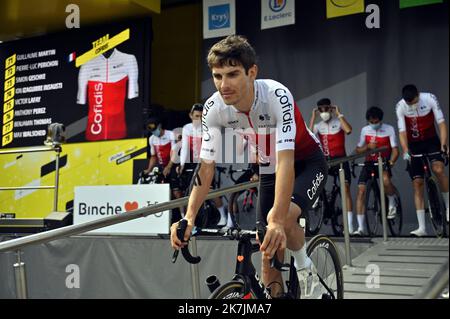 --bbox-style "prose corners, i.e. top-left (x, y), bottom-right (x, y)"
top-left (147, 157), bottom-right (157, 171)
top-left (391, 147), bottom-right (399, 163)
top-left (399, 131), bottom-right (409, 154)
top-left (270, 151), bottom-right (295, 224)
top-left (438, 122), bottom-right (448, 146)
top-left (185, 162), bottom-right (215, 225)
